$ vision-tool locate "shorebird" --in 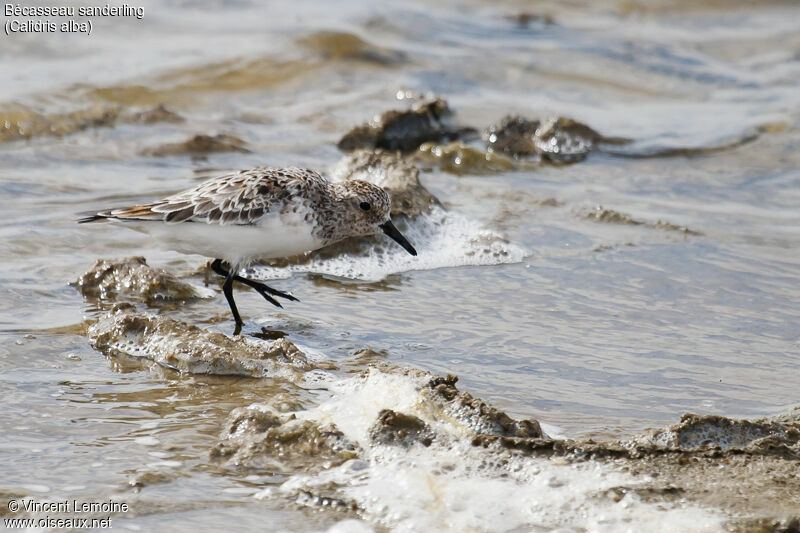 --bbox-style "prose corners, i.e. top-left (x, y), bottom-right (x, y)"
top-left (79, 166), bottom-right (417, 330)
